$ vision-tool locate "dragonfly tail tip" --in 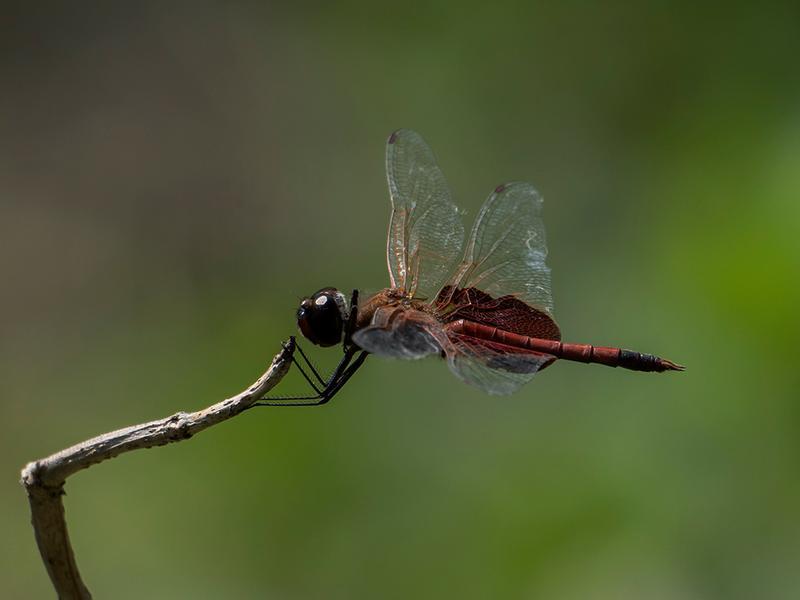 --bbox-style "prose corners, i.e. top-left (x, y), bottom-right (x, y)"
top-left (659, 358), bottom-right (686, 372)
